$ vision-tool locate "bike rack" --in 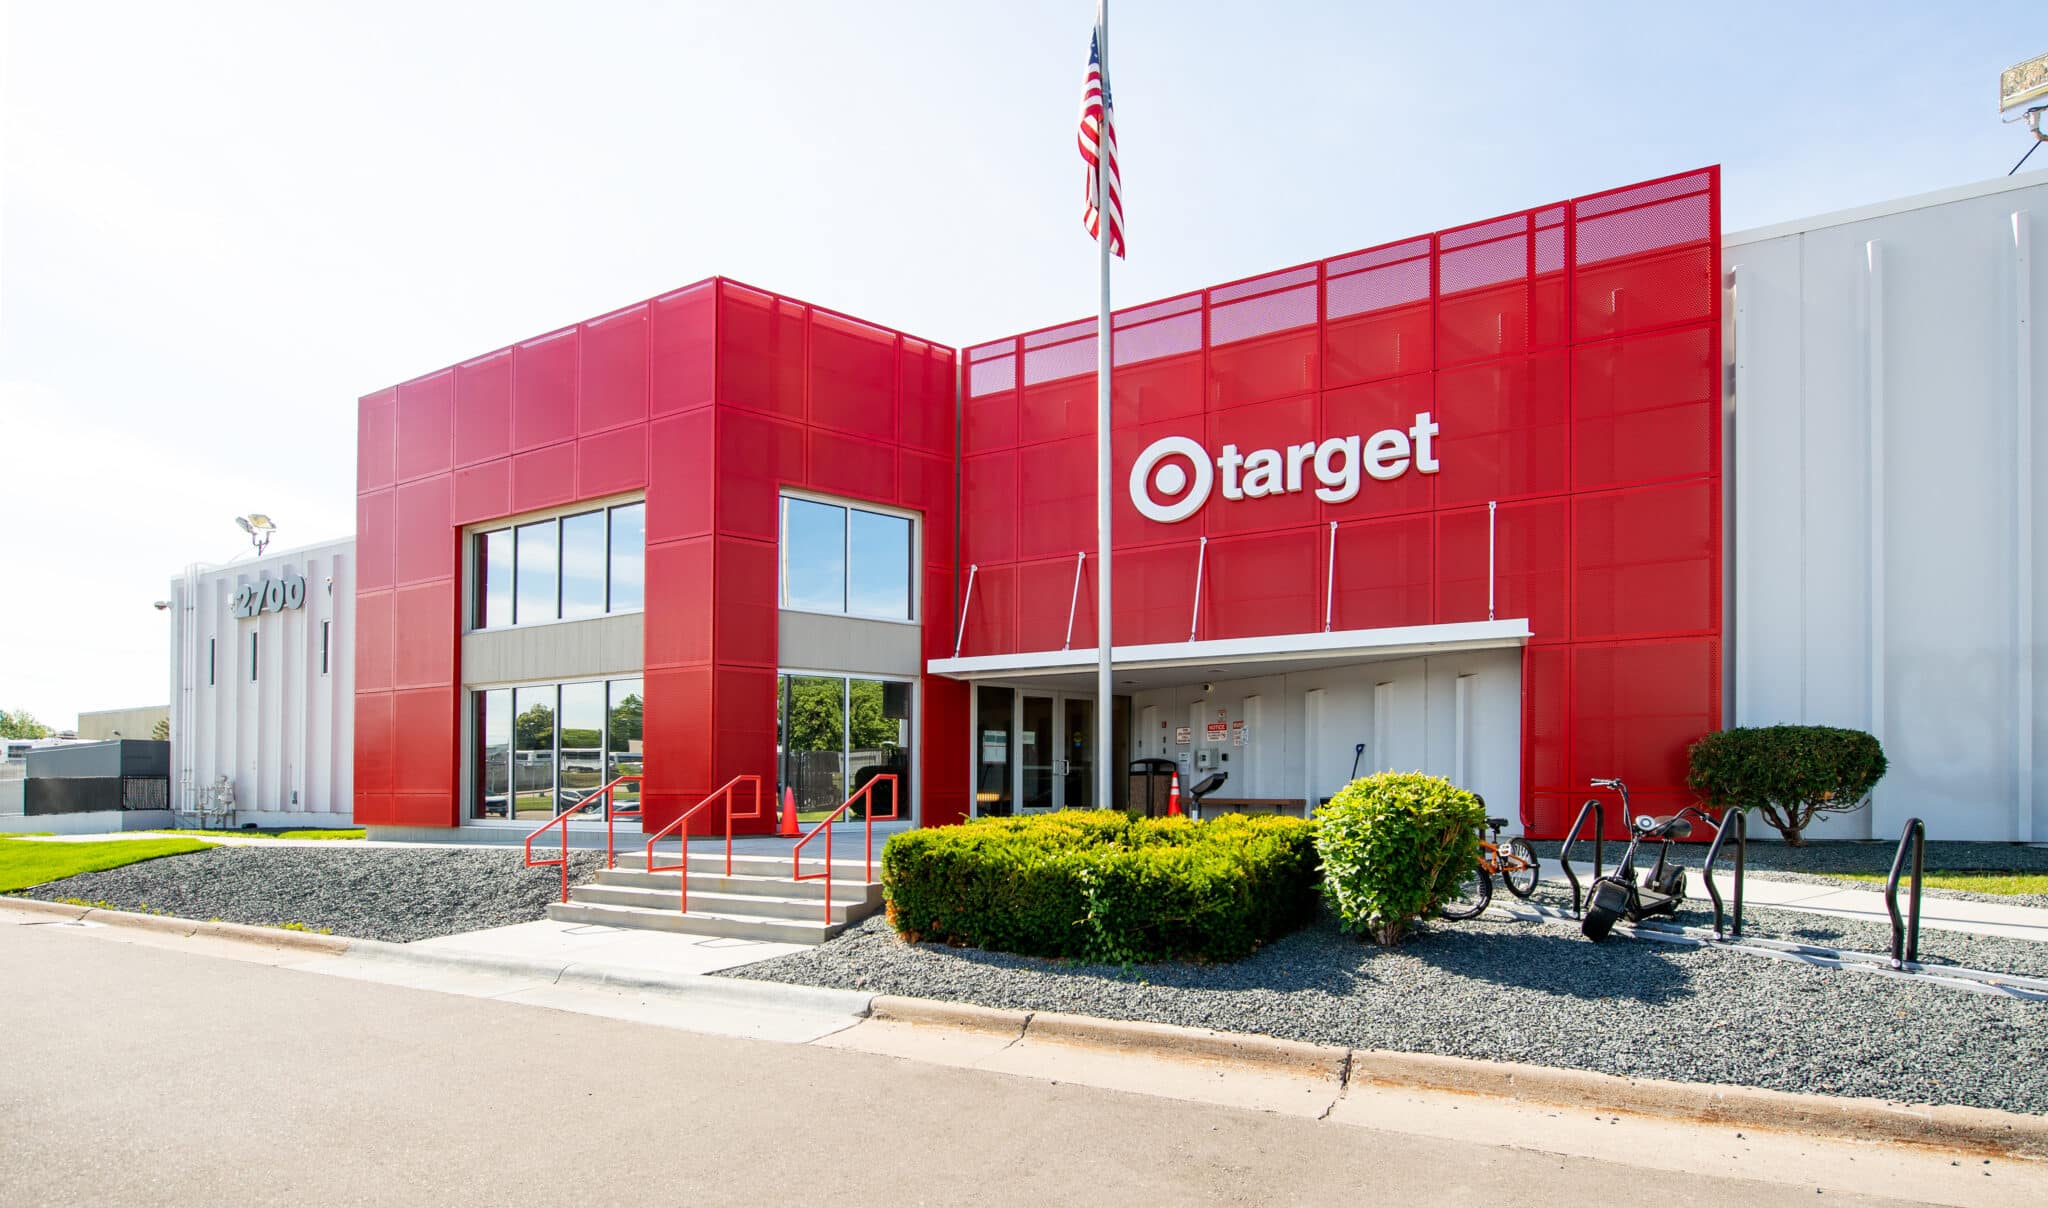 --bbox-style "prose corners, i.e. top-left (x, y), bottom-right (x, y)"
top-left (1675, 805), bottom-right (1745, 939)
top-left (1885, 816), bottom-right (1926, 969)
top-left (1557, 797), bottom-right (1606, 915)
